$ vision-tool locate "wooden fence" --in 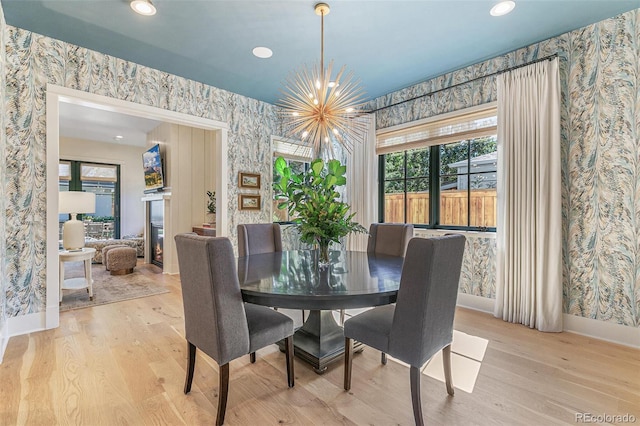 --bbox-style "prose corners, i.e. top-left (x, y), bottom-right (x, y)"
top-left (385, 189), bottom-right (496, 227)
